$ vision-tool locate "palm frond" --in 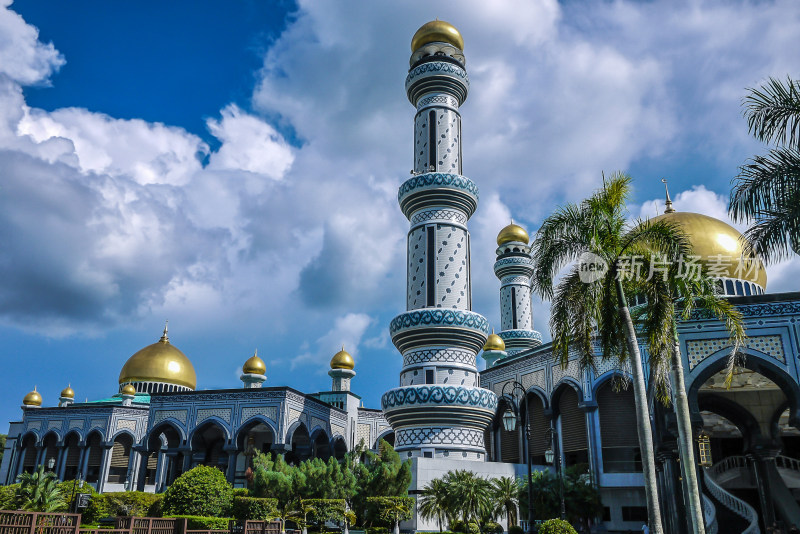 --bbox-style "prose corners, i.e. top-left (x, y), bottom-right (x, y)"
top-left (744, 76), bottom-right (800, 146)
